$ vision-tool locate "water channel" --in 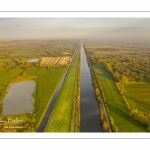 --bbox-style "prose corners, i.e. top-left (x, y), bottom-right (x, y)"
top-left (37, 42), bottom-right (102, 132)
top-left (37, 52), bottom-right (75, 132)
top-left (37, 70), bottom-right (67, 132)
top-left (80, 42), bottom-right (103, 132)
